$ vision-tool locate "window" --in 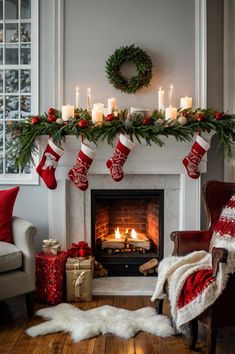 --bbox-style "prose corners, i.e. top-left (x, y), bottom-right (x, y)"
top-left (0, 0), bottom-right (38, 184)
